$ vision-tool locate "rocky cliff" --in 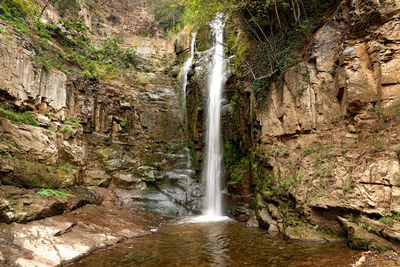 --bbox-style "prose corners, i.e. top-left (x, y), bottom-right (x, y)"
top-left (253, 0), bottom-right (400, 250)
top-left (185, 0), bottom-right (400, 251)
top-left (0, 0), bottom-right (199, 265)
